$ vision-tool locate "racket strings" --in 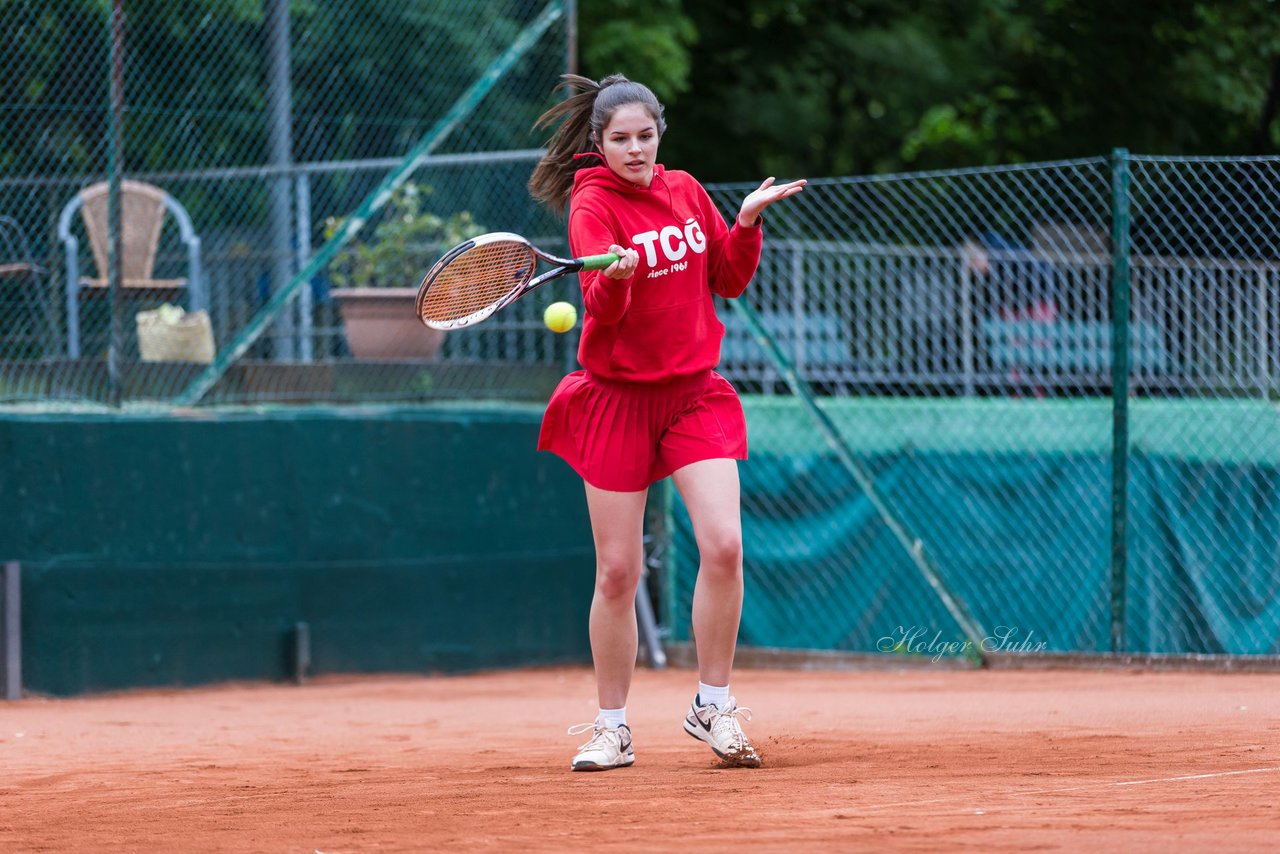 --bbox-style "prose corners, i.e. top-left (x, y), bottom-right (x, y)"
top-left (419, 242), bottom-right (535, 323)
